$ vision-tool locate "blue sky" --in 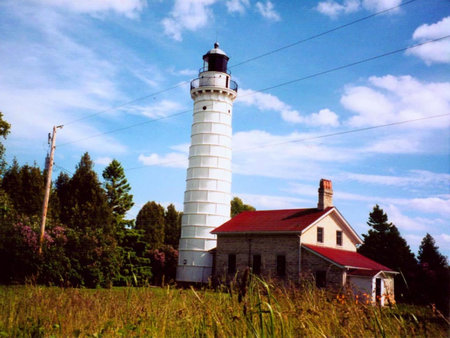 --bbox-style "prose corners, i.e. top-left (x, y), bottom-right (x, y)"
top-left (1, 0), bottom-right (449, 258)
